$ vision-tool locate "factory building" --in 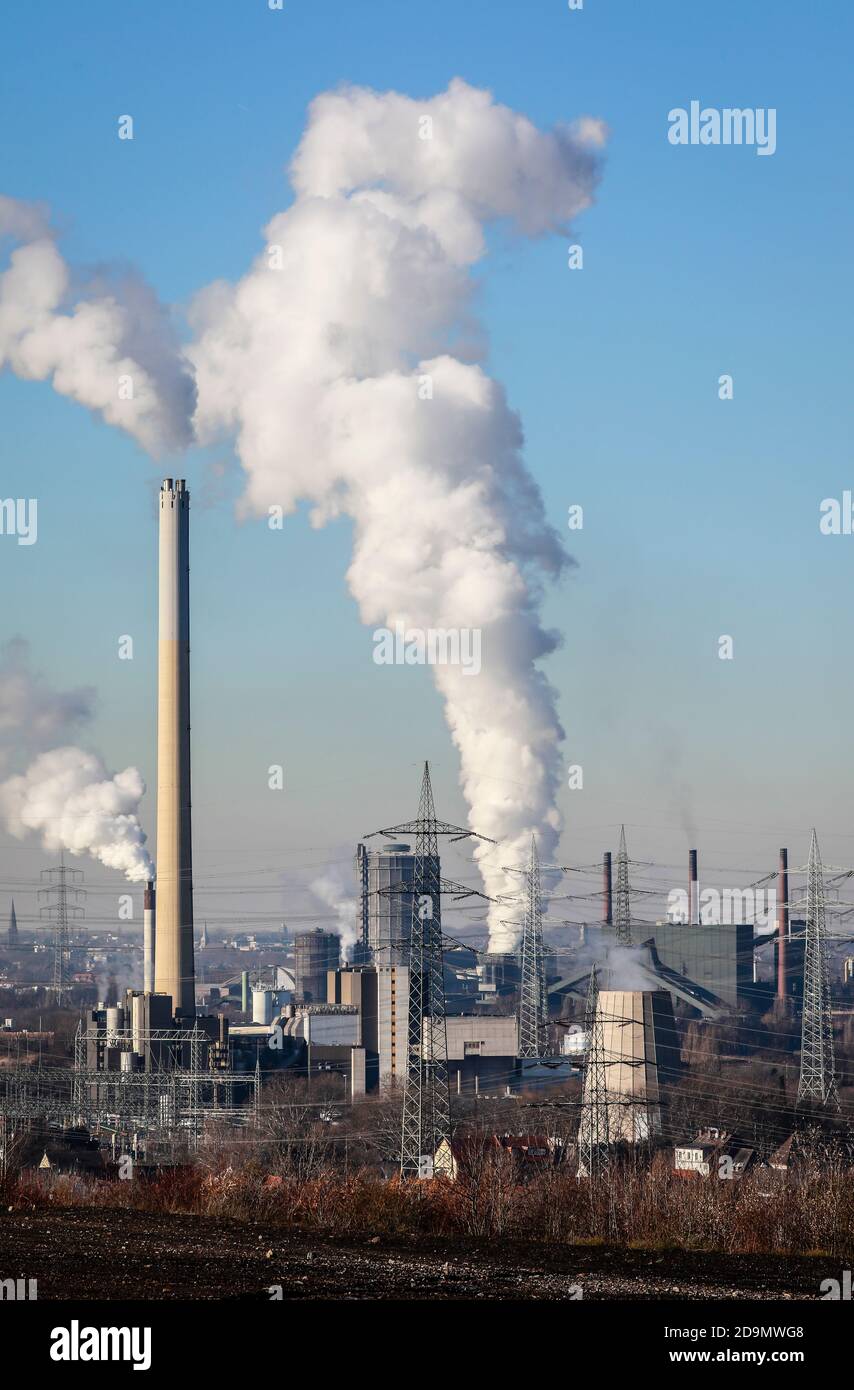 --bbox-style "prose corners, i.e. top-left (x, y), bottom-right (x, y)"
top-left (582, 988), bottom-right (681, 1144)
top-left (444, 1015), bottom-right (518, 1090)
top-left (476, 952), bottom-right (520, 998)
top-left (294, 928), bottom-right (340, 1002)
top-left (592, 921), bottom-right (754, 1010)
top-left (251, 987), bottom-right (292, 1025)
top-left (229, 1002), bottom-right (367, 1097)
top-left (376, 963), bottom-right (409, 1084)
top-left (644, 922), bottom-right (753, 1009)
top-left (83, 993), bottom-right (228, 1074)
top-left (281, 1004), bottom-right (360, 1048)
top-left (329, 963), bottom-right (409, 1089)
